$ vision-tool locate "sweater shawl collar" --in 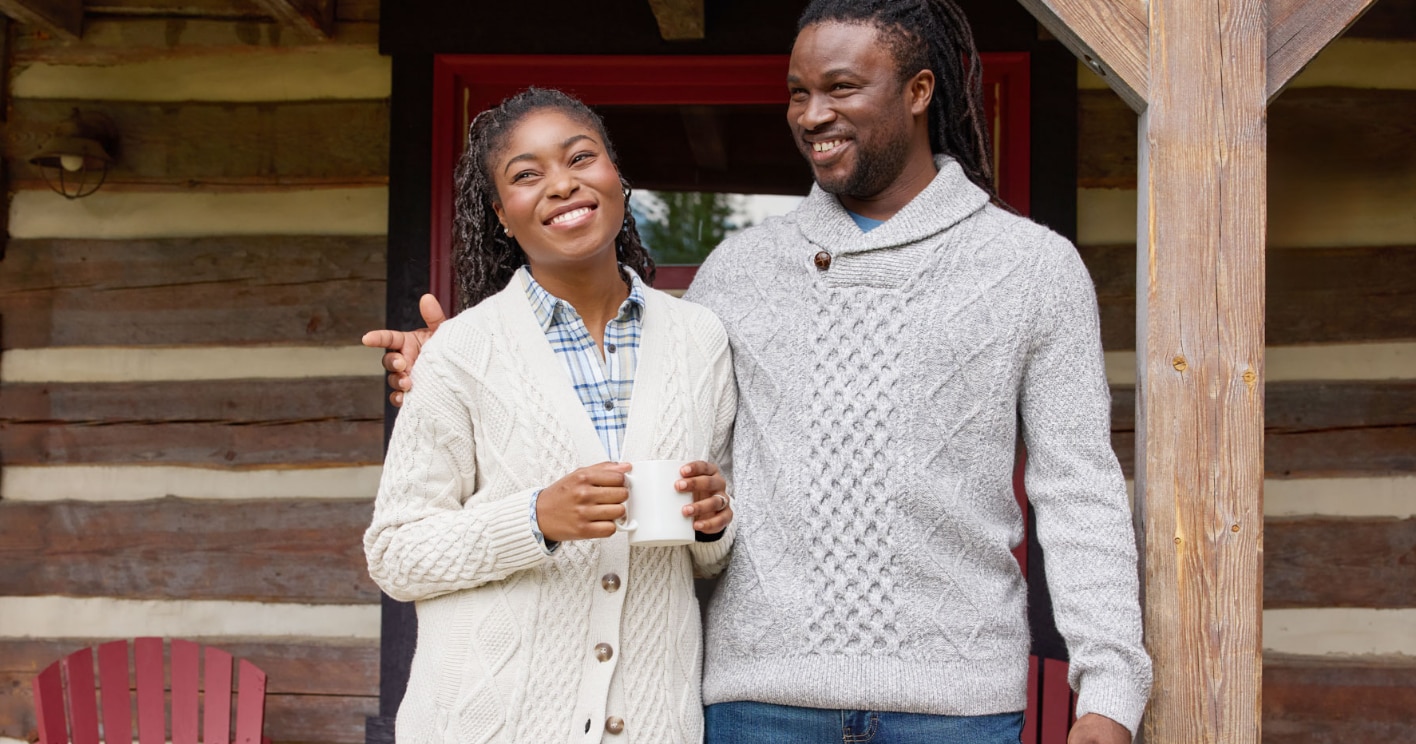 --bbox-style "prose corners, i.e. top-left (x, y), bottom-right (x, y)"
top-left (794, 155), bottom-right (991, 256)
top-left (491, 270), bottom-right (670, 466)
